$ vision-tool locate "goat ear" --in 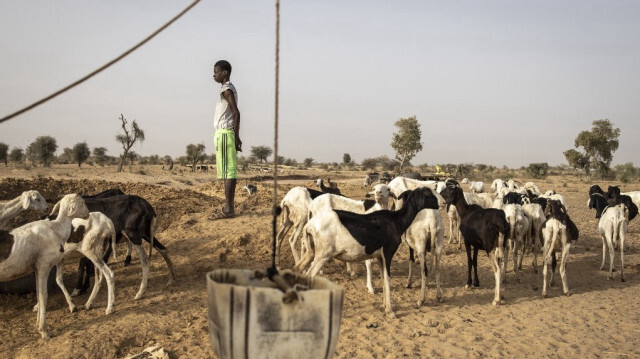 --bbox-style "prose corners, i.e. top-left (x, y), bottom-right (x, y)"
top-left (560, 203), bottom-right (568, 214)
top-left (66, 197), bottom-right (77, 217)
top-left (21, 192), bottom-right (31, 209)
top-left (389, 193), bottom-right (397, 199)
top-left (50, 201), bottom-right (61, 216)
